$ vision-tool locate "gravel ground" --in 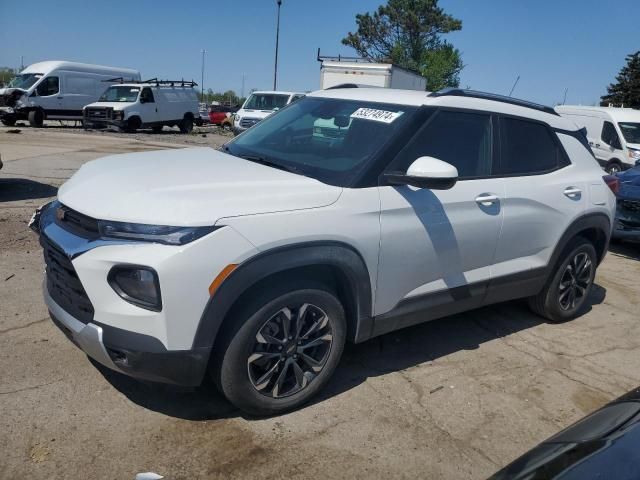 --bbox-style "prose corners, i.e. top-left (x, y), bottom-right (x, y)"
top-left (1, 126), bottom-right (640, 479)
